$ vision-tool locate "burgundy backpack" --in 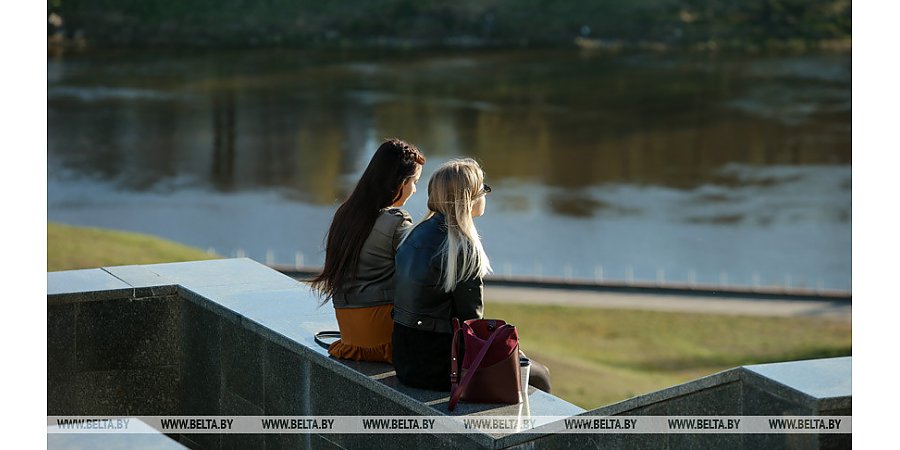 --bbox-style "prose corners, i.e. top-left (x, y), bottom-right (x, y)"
top-left (448, 318), bottom-right (521, 411)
